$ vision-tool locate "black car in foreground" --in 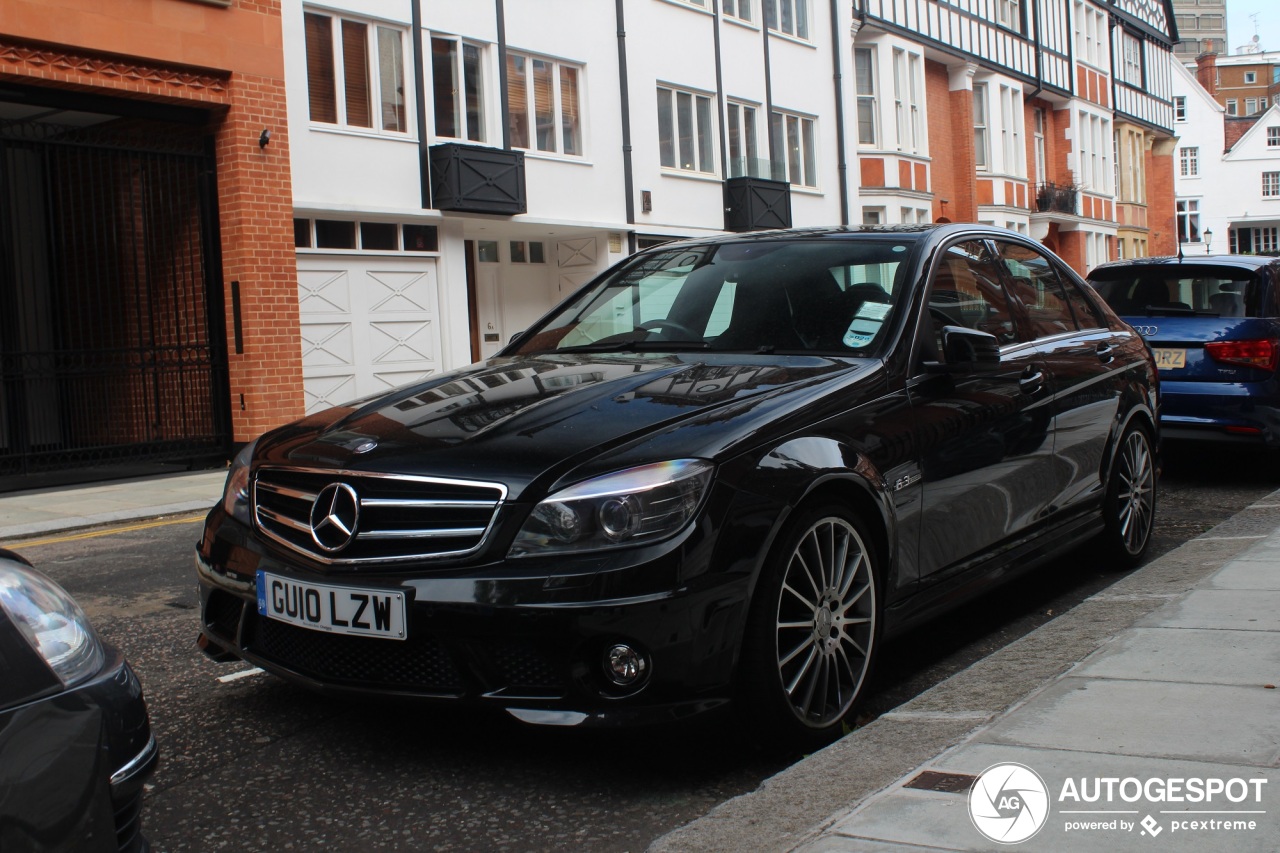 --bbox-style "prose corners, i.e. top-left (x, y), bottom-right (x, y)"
top-left (0, 548), bottom-right (157, 851)
top-left (197, 225), bottom-right (1157, 746)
